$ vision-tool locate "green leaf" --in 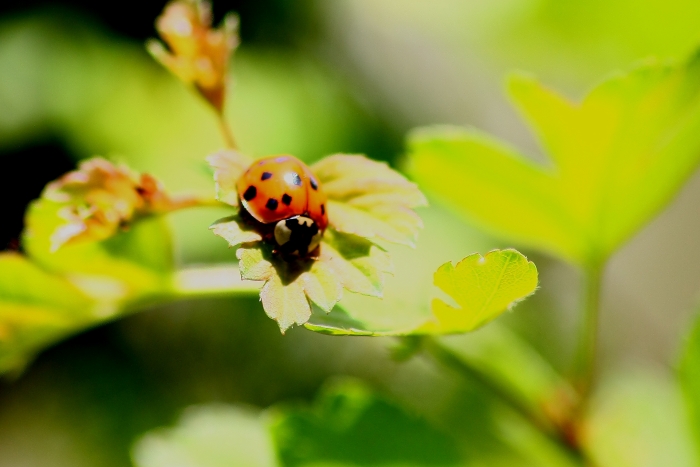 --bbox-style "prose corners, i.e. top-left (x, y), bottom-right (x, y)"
top-left (4, 196), bottom-right (177, 374)
top-left (313, 154), bottom-right (427, 247)
top-left (304, 306), bottom-right (384, 336)
top-left (408, 54), bottom-right (700, 265)
top-left (585, 369), bottom-right (698, 467)
top-left (269, 379), bottom-right (463, 467)
top-left (420, 249), bottom-right (538, 334)
top-left (132, 405), bottom-right (280, 467)
top-left (0, 252), bottom-right (95, 374)
top-left (23, 198), bottom-right (174, 298)
top-left (210, 215), bottom-right (263, 247)
top-left (306, 249), bottom-right (537, 336)
top-left (306, 249), bottom-right (538, 336)
top-left (304, 206), bottom-right (493, 336)
top-left (320, 230), bottom-right (393, 298)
